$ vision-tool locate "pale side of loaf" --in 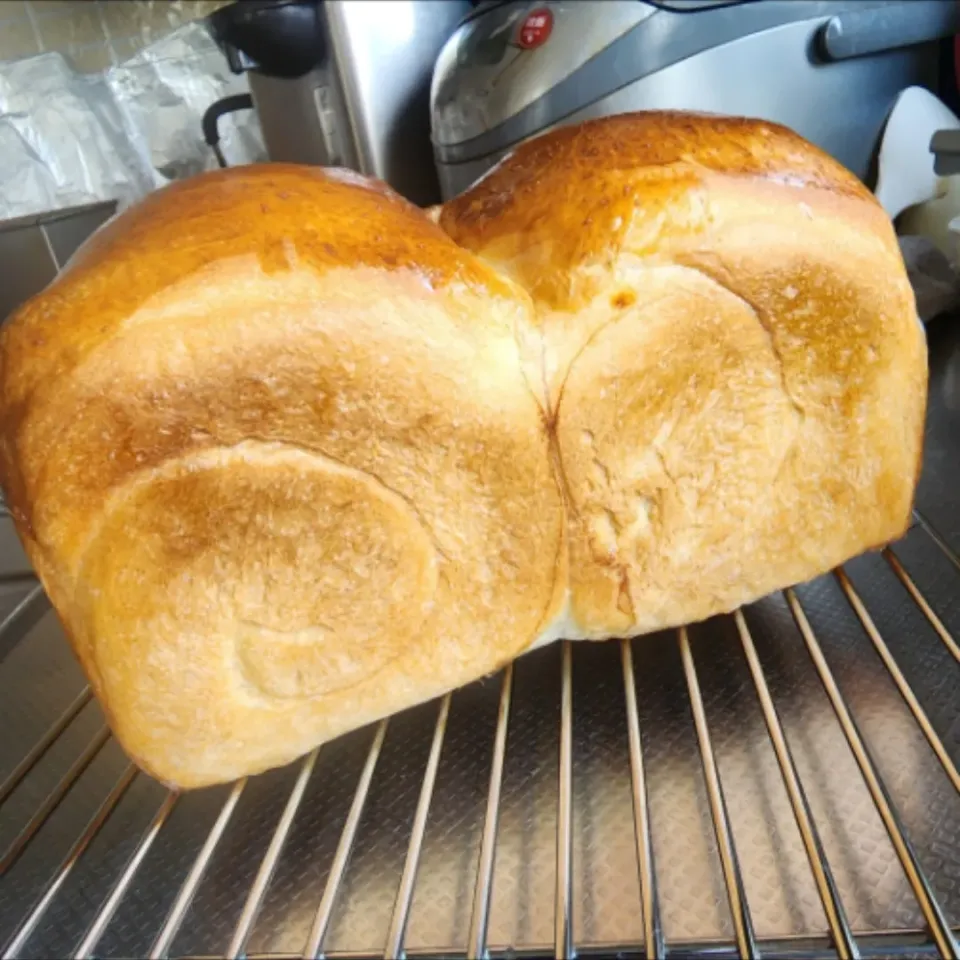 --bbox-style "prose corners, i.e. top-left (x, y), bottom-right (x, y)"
top-left (0, 112), bottom-right (925, 788)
